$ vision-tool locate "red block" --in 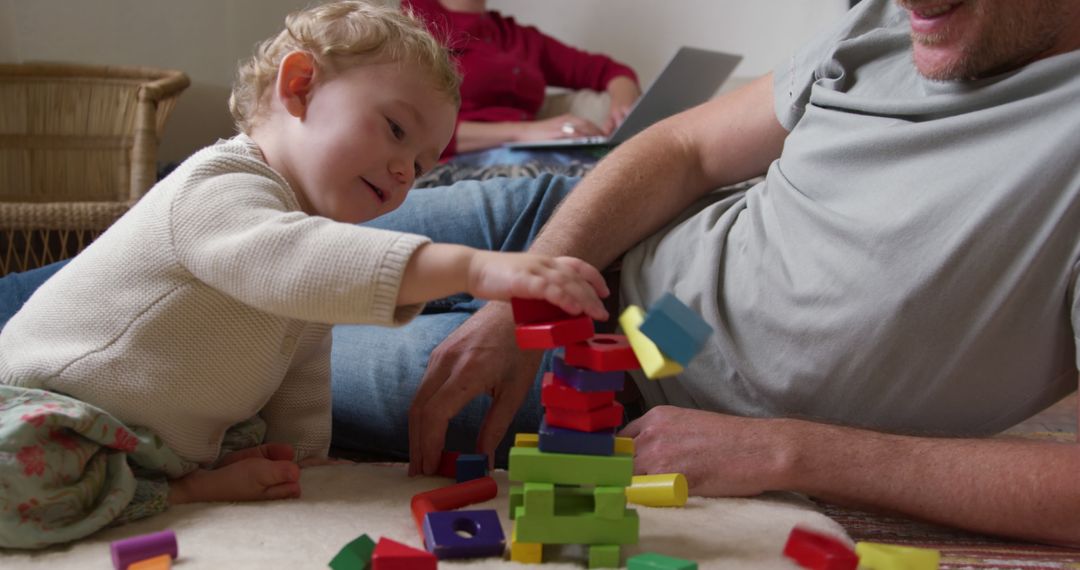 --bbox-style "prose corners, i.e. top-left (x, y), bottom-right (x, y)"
top-left (436, 450), bottom-right (459, 478)
top-left (410, 476), bottom-right (498, 537)
top-left (511, 298), bottom-right (572, 325)
top-left (371, 537), bottom-right (437, 570)
top-left (782, 527), bottom-right (858, 570)
top-left (541, 372), bottom-right (615, 412)
top-left (545, 401), bottom-right (624, 432)
top-left (563, 334), bottom-right (639, 371)
top-left (515, 316), bottom-right (594, 349)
